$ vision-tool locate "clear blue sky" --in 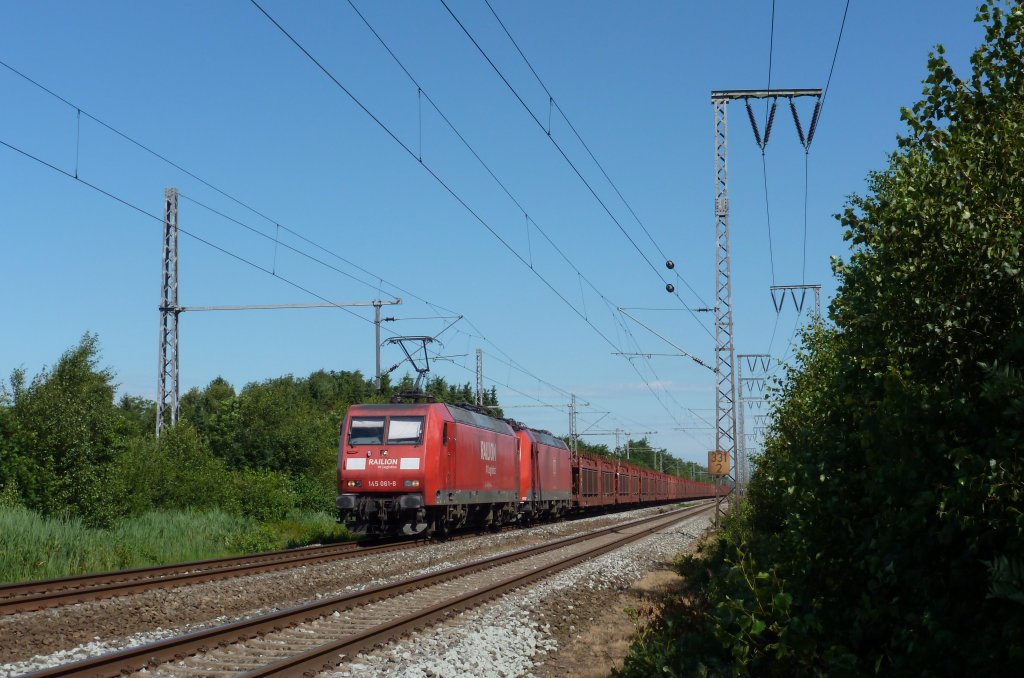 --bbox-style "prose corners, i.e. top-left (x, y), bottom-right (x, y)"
top-left (0, 1), bottom-right (983, 466)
